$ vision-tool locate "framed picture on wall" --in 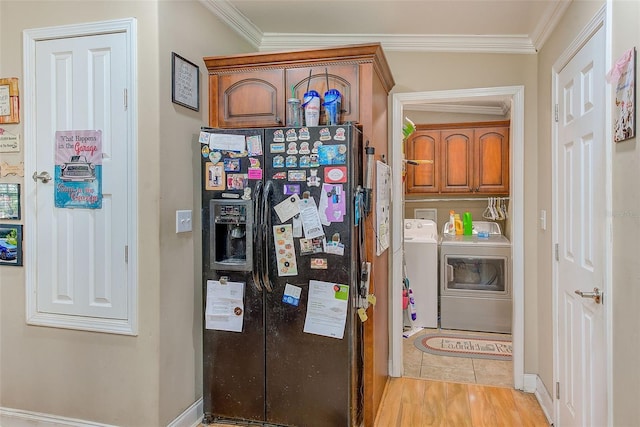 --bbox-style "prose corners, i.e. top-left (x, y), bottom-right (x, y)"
top-left (0, 223), bottom-right (22, 266)
top-left (613, 47), bottom-right (636, 142)
top-left (0, 78), bottom-right (20, 124)
top-left (0, 183), bottom-right (20, 219)
top-left (171, 52), bottom-right (200, 111)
